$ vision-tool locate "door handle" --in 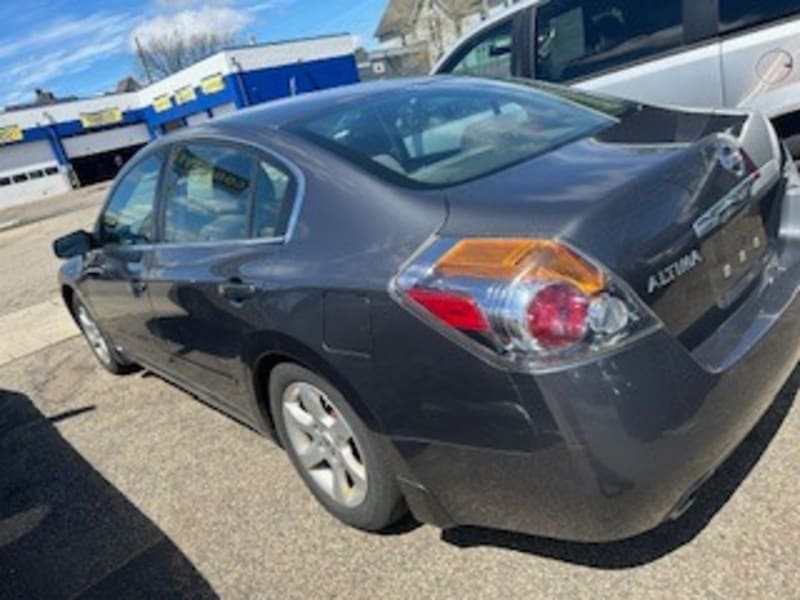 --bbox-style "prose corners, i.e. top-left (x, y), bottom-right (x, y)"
top-left (131, 279), bottom-right (148, 296)
top-left (218, 279), bottom-right (258, 303)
